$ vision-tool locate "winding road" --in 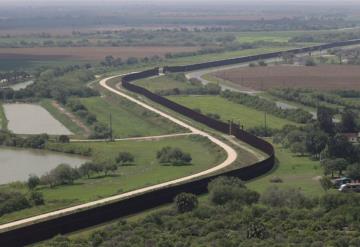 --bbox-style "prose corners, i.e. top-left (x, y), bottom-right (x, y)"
top-left (0, 73), bottom-right (243, 233)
